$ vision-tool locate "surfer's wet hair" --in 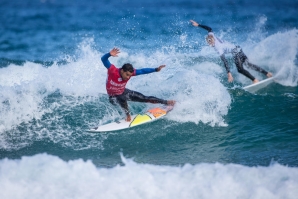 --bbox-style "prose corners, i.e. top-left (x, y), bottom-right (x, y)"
top-left (121, 63), bottom-right (134, 73)
top-left (206, 34), bottom-right (214, 44)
